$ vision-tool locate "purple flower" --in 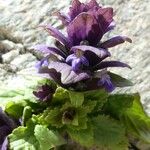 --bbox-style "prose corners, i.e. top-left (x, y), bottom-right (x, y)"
top-left (33, 0), bottom-right (132, 92)
top-left (66, 51), bottom-right (89, 72)
top-left (0, 108), bottom-right (19, 150)
top-left (98, 73), bottom-right (115, 92)
top-left (33, 84), bottom-right (56, 102)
